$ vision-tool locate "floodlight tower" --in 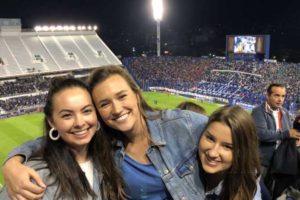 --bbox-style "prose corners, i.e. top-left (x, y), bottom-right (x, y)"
top-left (152, 0), bottom-right (163, 57)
